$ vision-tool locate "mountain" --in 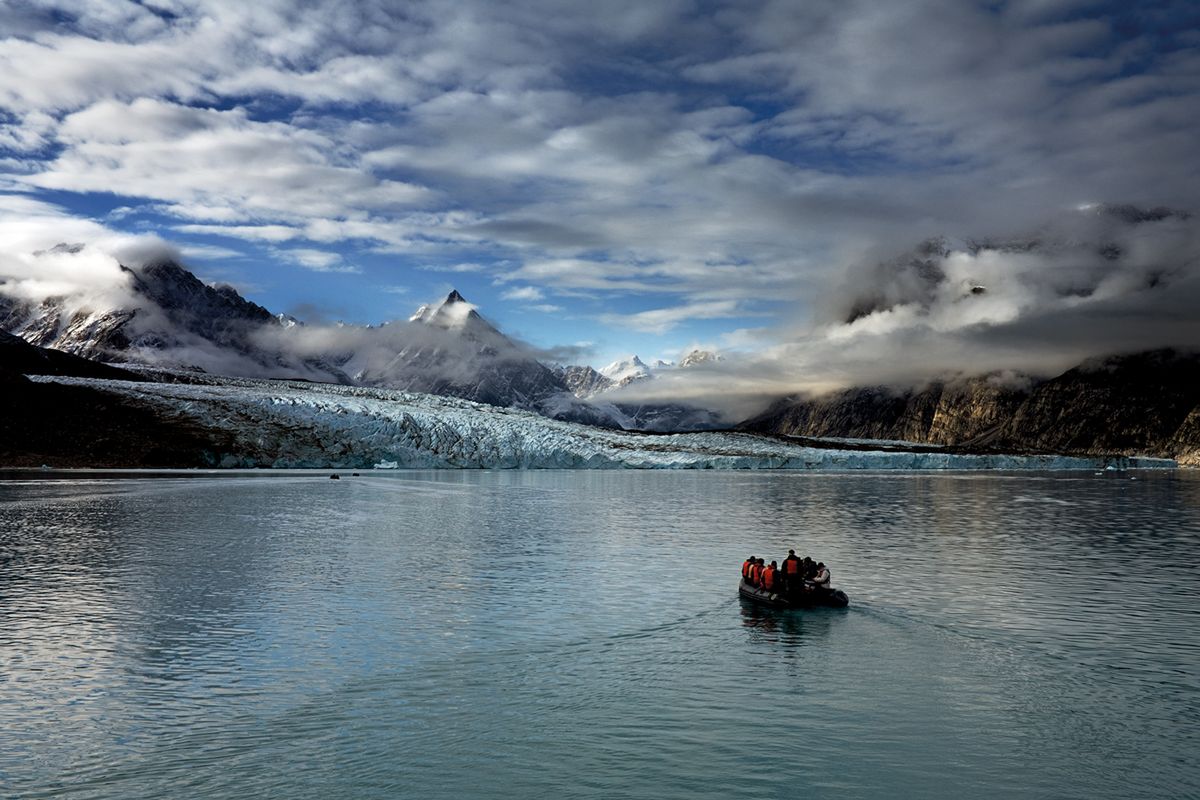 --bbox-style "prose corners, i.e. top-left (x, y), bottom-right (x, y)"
top-left (0, 251), bottom-right (349, 381)
top-left (679, 349), bottom-right (722, 368)
top-left (556, 365), bottom-right (613, 396)
top-left (739, 349), bottom-right (1200, 465)
top-left (353, 289), bottom-right (572, 410)
top-left (599, 355), bottom-right (653, 389)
